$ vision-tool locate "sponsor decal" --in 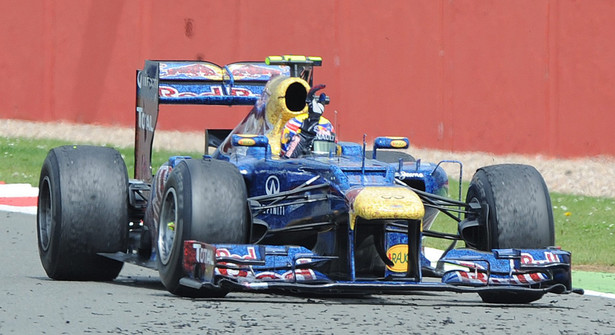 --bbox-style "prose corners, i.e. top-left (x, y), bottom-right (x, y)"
top-left (521, 251), bottom-right (561, 265)
top-left (386, 244), bottom-right (408, 272)
top-left (213, 247), bottom-right (316, 281)
top-left (136, 107), bottom-right (154, 132)
top-left (216, 247), bottom-right (257, 277)
top-left (193, 243), bottom-right (214, 265)
top-left (264, 175), bottom-right (284, 215)
top-left (229, 88), bottom-right (253, 96)
top-left (138, 72), bottom-right (156, 89)
top-left (451, 271), bottom-right (547, 285)
top-left (283, 136), bottom-right (301, 156)
top-left (314, 128), bottom-right (335, 142)
top-left (238, 138), bottom-right (256, 146)
top-left (397, 171), bottom-right (424, 180)
top-left (265, 176), bottom-right (280, 195)
top-left (159, 85), bottom-right (255, 98)
top-left (255, 268), bottom-right (316, 282)
top-left (230, 64), bottom-right (284, 80)
top-left (390, 139), bottom-right (407, 148)
top-left (161, 63), bottom-right (218, 78)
